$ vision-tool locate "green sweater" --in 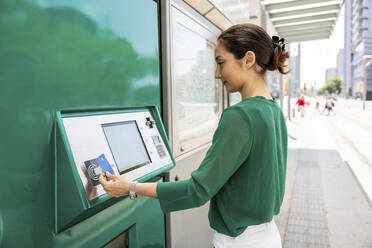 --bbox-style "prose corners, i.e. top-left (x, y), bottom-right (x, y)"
top-left (157, 96), bottom-right (288, 237)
